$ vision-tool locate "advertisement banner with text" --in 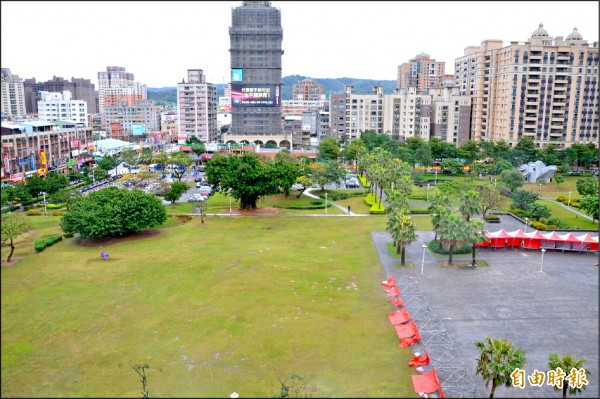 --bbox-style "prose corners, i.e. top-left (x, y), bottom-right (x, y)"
top-left (231, 84), bottom-right (281, 107)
